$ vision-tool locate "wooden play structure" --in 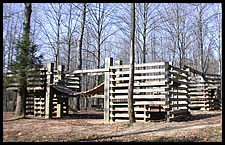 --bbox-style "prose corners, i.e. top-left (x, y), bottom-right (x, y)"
top-left (6, 57), bottom-right (221, 122)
